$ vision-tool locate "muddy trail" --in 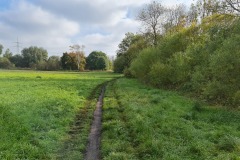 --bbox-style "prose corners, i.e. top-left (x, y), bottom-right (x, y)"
top-left (84, 85), bottom-right (105, 160)
top-left (56, 80), bottom-right (111, 160)
top-left (57, 82), bottom-right (106, 160)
